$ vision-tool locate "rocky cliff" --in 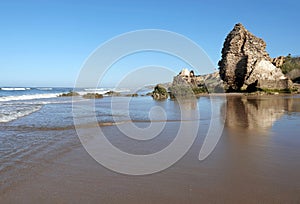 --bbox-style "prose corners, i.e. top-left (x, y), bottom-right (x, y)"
top-left (219, 23), bottom-right (292, 92)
